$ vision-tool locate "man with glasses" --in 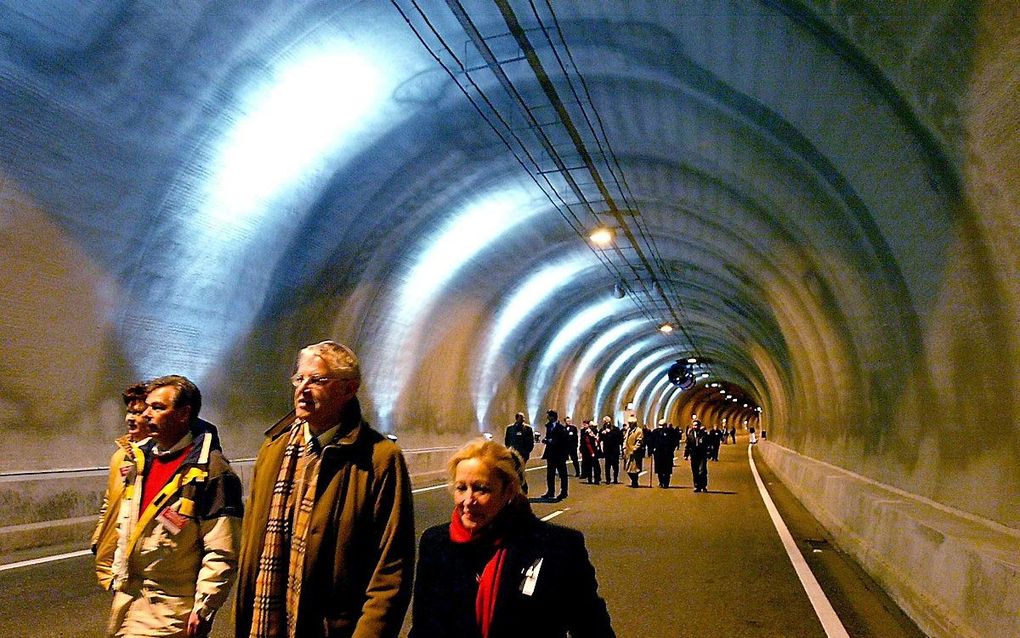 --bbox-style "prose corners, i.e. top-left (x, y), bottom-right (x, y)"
top-left (235, 340), bottom-right (415, 638)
